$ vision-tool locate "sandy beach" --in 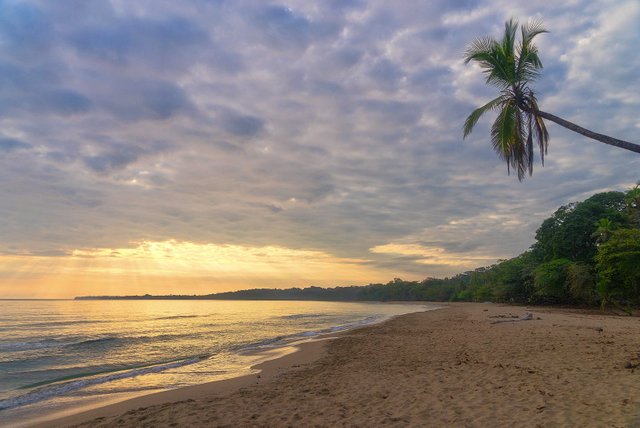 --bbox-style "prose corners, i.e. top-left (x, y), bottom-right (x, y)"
top-left (44, 303), bottom-right (640, 427)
